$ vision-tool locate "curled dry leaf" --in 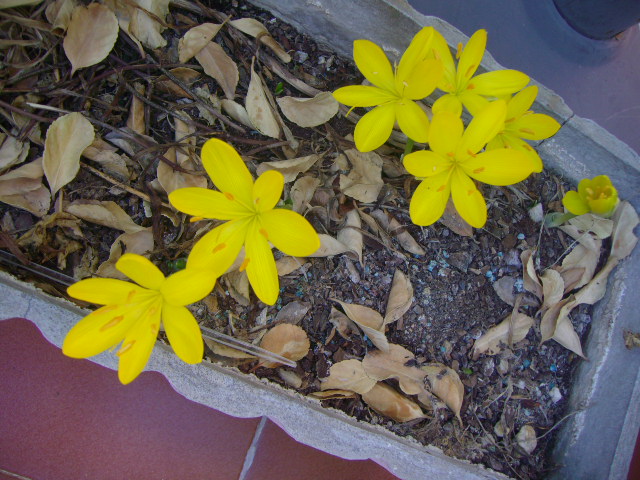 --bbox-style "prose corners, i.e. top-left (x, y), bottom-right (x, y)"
top-left (567, 213), bottom-right (613, 240)
top-left (422, 364), bottom-right (464, 424)
top-left (256, 154), bottom-right (320, 183)
top-left (205, 339), bottom-right (256, 360)
top-left (95, 228), bottom-right (153, 279)
top-left (0, 158), bottom-right (50, 217)
top-left (440, 199), bottom-right (473, 237)
top-left (559, 242), bottom-right (600, 291)
top-left (275, 256), bottom-right (306, 276)
top-left (155, 67), bottom-right (201, 98)
top-left (291, 176), bottom-right (320, 213)
top-left (309, 389), bottom-right (357, 400)
top-left (45, 0), bottom-right (77, 34)
top-left (221, 100), bottom-right (254, 129)
top-left (1, 0), bottom-right (43, 8)
top-left (553, 314), bottom-right (585, 358)
top-left (516, 425), bottom-right (538, 455)
top-left (472, 313), bottom-right (534, 359)
top-left (540, 269), bottom-right (564, 312)
top-left (573, 257), bottom-right (618, 306)
top-left (308, 234), bottom-right (358, 260)
top-left (276, 92), bottom-right (339, 128)
top-left (278, 369), bottom-right (303, 389)
top-left (63, 3), bottom-right (119, 75)
top-left (361, 383), bottom-right (426, 423)
top-left (539, 295), bottom-right (585, 358)
top-left (274, 300), bottom-right (311, 325)
top-left (259, 324), bottom-right (310, 368)
top-left (370, 209), bottom-right (425, 256)
top-left (334, 300), bottom-right (389, 352)
top-left (320, 359), bottom-right (376, 395)
top-left (384, 270), bottom-right (413, 326)
top-left (246, 62), bottom-right (281, 138)
top-left (43, 112), bottom-right (95, 196)
top-left (339, 149), bottom-right (383, 203)
top-left (128, 0), bottom-right (169, 49)
top-left (610, 201), bottom-right (639, 259)
top-left (337, 209), bottom-right (363, 265)
top-left (559, 223), bottom-right (600, 252)
top-left (492, 276), bottom-right (538, 307)
top-left (82, 138), bottom-right (130, 181)
top-left (229, 18), bottom-right (291, 63)
top-left (196, 42), bottom-right (239, 100)
top-left (66, 200), bottom-right (145, 233)
top-left (0, 135), bottom-right (29, 173)
top-left (362, 344), bottom-right (425, 395)
top-left (521, 249), bottom-right (542, 300)
top-left (179, 23), bottom-right (222, 63)
top-left (224, 269), bottom-right (250, 306)
top-left (328, 307), bottom-right (358, 341)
